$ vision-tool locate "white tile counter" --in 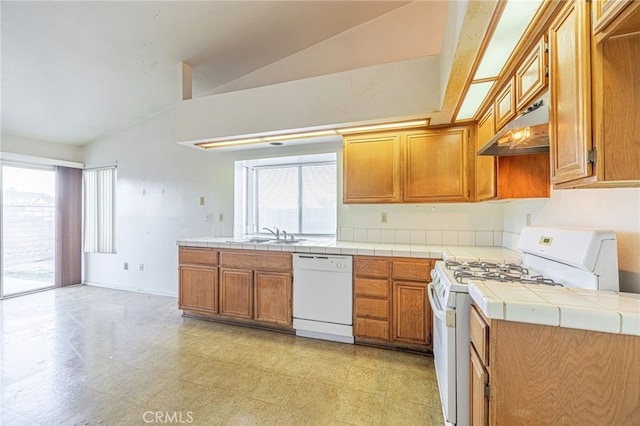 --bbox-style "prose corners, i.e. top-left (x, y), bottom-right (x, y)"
top-left (177, 236), bottom-right (522, 263)
top-left (469, 281), bottom-right (640, 336)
